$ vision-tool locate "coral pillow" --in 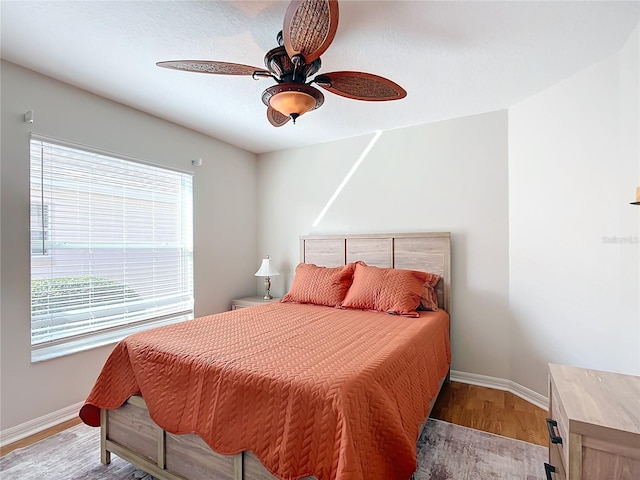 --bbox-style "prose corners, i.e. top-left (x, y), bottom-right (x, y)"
top-left (420, 273), bottom-right (442, 311)
top-left (341, 262), bottom-right (429, 317)
top-left (281, 263), bottom-right (355, 307)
